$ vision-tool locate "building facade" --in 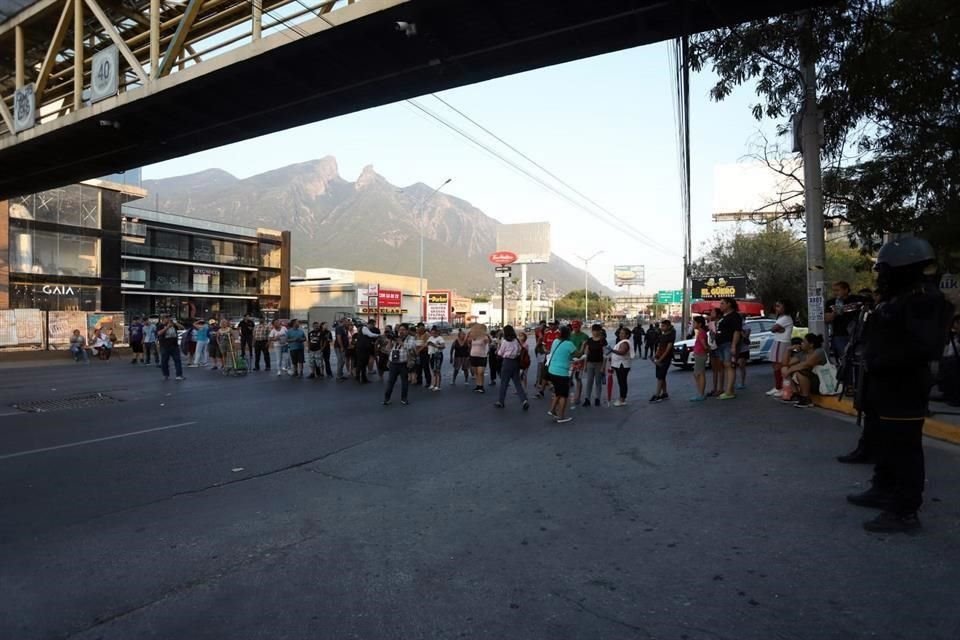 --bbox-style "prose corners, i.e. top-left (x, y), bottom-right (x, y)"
top-left (120, 205), bottom-right (290, 321)
top-left (291, 268), bottom-right (426, 327)
top-left (1, 179), bottom-right (291, 322)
